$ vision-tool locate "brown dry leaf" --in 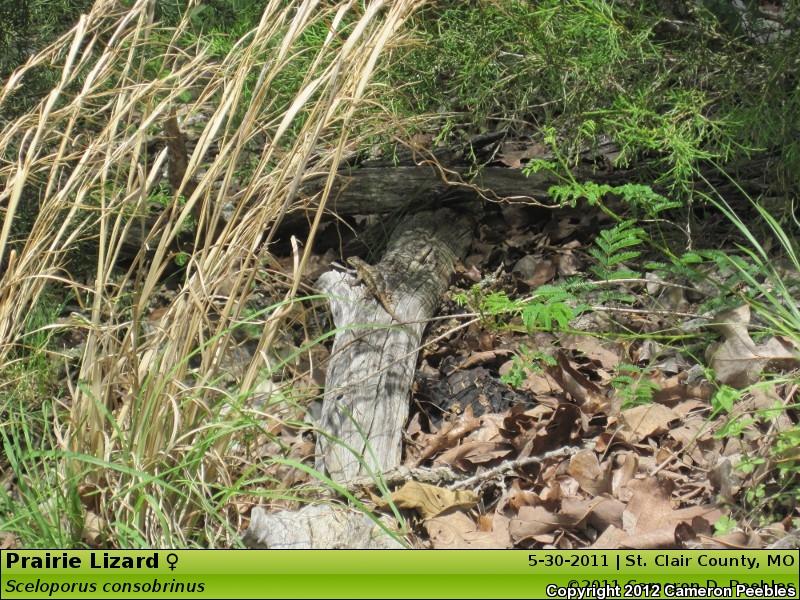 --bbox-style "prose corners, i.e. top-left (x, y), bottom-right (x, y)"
top-left (559, 334), bottom-right (622, 370)
top-left (622, 477), bottom-right (676, 534)
top-left (460, 263), bottom-right (483, 283)
top-left (668, 505), bottom-right (723, 529)
top-left (496, 141), bottom-right (548, 169)
top-left (514, 402), bottom-right (582, 458)
top-left (540, 483), bottom-right (564, 512)
top-left (708, 455), bottom-right (745, 503)
top-left (529, 259), bottom-right (558, 286)
top-left (513, 255), bottom-right (557, 286)
top-left (668, 416), bottom-right (713, 465)
top-left (669, 416), bottom-right (711, 447)
top-left (458, 349), bottom-right (513, 370)
top-left (473, 413), bottom-right (506, 442)
top-left (508, 481), bottom-right (545, 511)
top-left (425, 510), bottom-right (512, 549)
top-left (709, 305), bottom-right (800, 387)
top-left (672, 398), bottom-right (711, 418)
top-left (733, 385), bottom-right (795, 432)
top-left (619, 527), bottom-right (684, 549)
top-left (413, 408), bottom-right (481, 466)
top-left (406, 411), bottom-right (422, 437)
top-left (478, 331), bottom-right (496, 351)
top-left (591, 524), bottom-right (628, 548)
top-left (567, 450), bottom-right (612, 496)
top-left (593, 477), bottom-right (722, 549)
top-left (1, 531), bottom-right (19, 549)
top-left (547, 352), bottom-right (609, 411)
top-left (611, 453), bottom-right (639, 500)
top-left (510, 497), bottom-right (624, 543)
top-left (512, 255), bottom-right (539, 279)
top-left (556, 251), bottom-right (582, 276)
top-left (384, 481), bottom-right (479, 519)
top-left (502, 480), bottom-right (564, 515)
top-left (620, 403), bottom-right (680, 442)
top-left (653, 382), bottom-right (713, 406)
top-left (521, 370), bottom-right (561, 395)
top-left (509, 505), bottom-right (566, 541)
top-left (623, 478), bottom-right (721, 536)
top-left (561, 497), bottom-right (625, 532)
top-left (694, 530), bottom-right (755, 549)
top-left (435, 440), bottom-right (513, 470)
